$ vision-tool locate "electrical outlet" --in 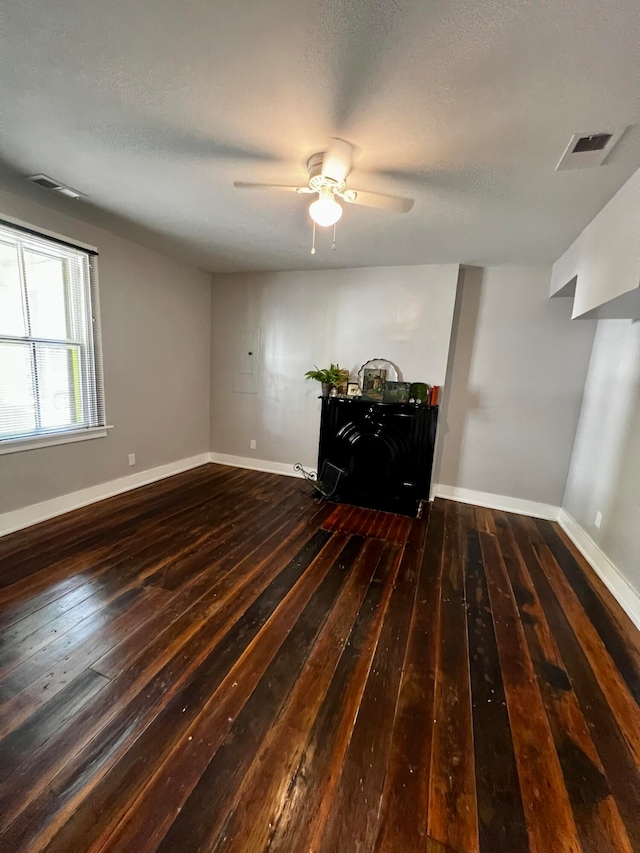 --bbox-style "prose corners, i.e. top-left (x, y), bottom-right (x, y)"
top-left (250, 440), bottom-right (256, 450)
top-left (595, 511), bottom-right (602, 528)
top-left (128, 453), bottom-right (136, 466)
